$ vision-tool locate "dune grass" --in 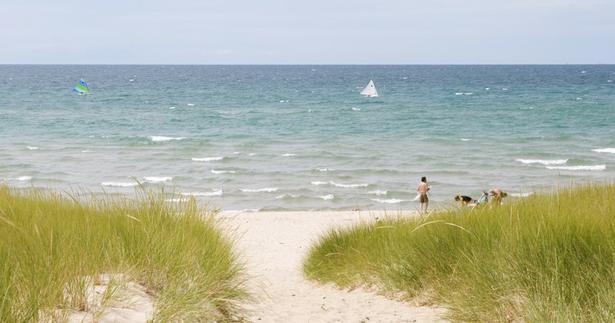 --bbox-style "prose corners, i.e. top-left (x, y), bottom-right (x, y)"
top-left (0, 186), bottom-right (246, 322)
top-left (304, 185), bottom-right (615, 322)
